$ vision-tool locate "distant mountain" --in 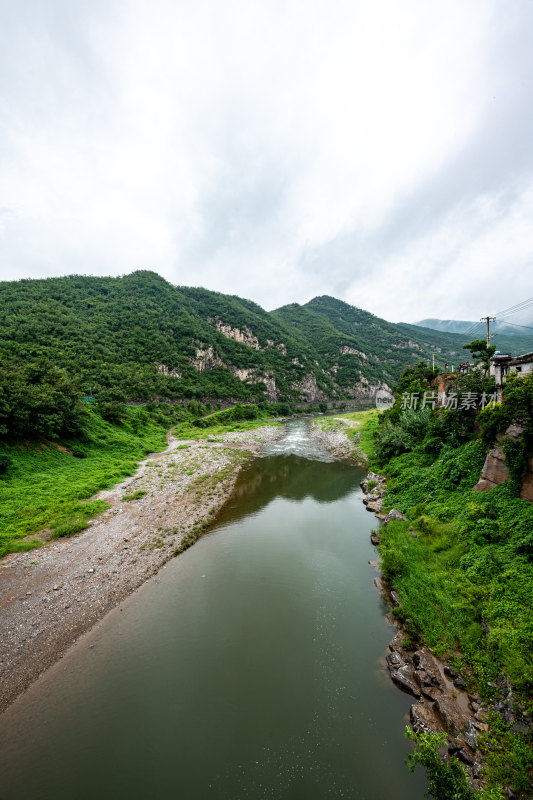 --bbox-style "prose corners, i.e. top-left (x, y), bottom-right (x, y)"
top-left (415, 317), bottom-right (533, 337)
top-left (0, 272), bottom-right (482, 404)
